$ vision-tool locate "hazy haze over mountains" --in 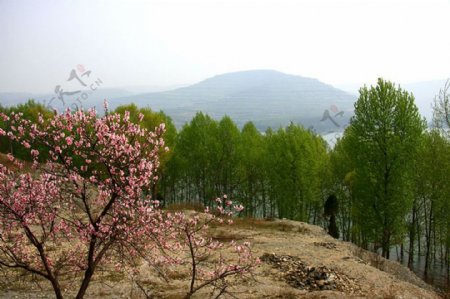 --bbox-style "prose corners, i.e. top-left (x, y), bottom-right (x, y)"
top-left (1, 0), bottom-right (449, 93)
top-left (0, 70), bottom-right (445, 134)
top-left (110, 70), bottom-right (355, 131)
top-left (0, 70), bottom-right (356, 133)
top-left (1, 0), bottom-right (448, 133)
